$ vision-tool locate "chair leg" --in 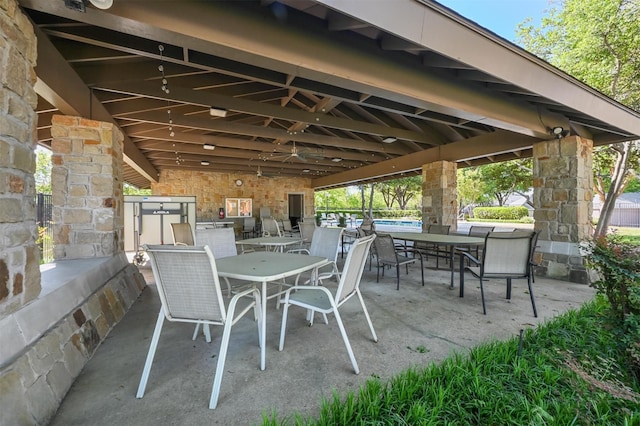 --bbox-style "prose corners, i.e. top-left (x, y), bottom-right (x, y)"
top-left (527, 277), bottom-right (538, 318)
top-left (209, 318), bottom-right (234, 409)
top-left (419, 256), bottom-right (424, 286)
top-left (479, 278), bottom-right (487, 315)
top-left (506, 278), bottom-right (512, 299)
top-left (136, 310), bottom-right (165, 398)
top-left (396, 264), bottom-right (400, 290)
top-left (332, 308), bottom-right (359, 374)
top-left (356, 290), bottom-right (378, 342)
top-left (278, 299), bottom-right (291, 351)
